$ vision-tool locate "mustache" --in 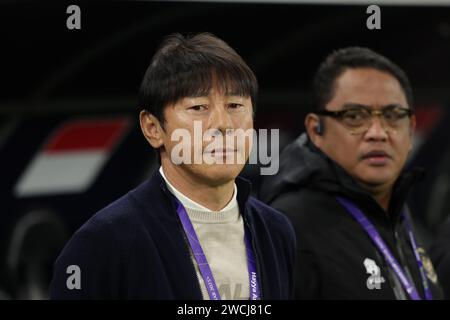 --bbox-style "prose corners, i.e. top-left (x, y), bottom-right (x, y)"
top-left (360, 150), bottom-right (392, 160)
